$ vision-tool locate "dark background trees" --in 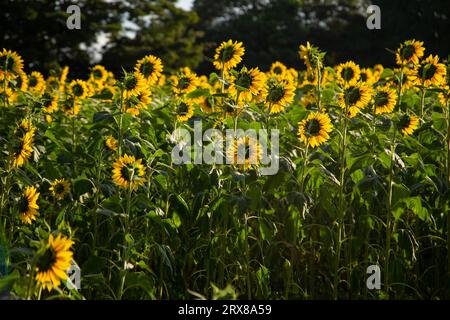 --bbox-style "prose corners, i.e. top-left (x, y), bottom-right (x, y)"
top-left (1, 0), bottom-right (449, 77)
